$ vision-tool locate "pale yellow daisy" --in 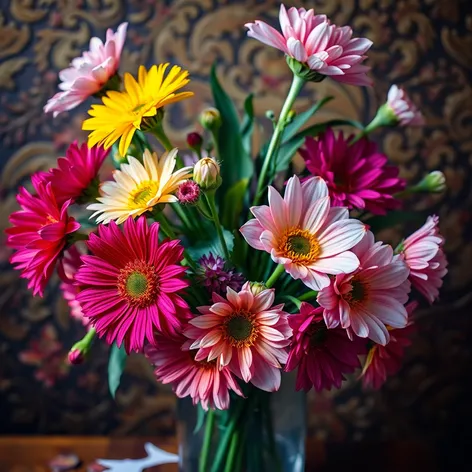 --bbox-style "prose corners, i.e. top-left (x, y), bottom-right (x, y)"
top-left (88, 148), bottom-right (192, 224)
